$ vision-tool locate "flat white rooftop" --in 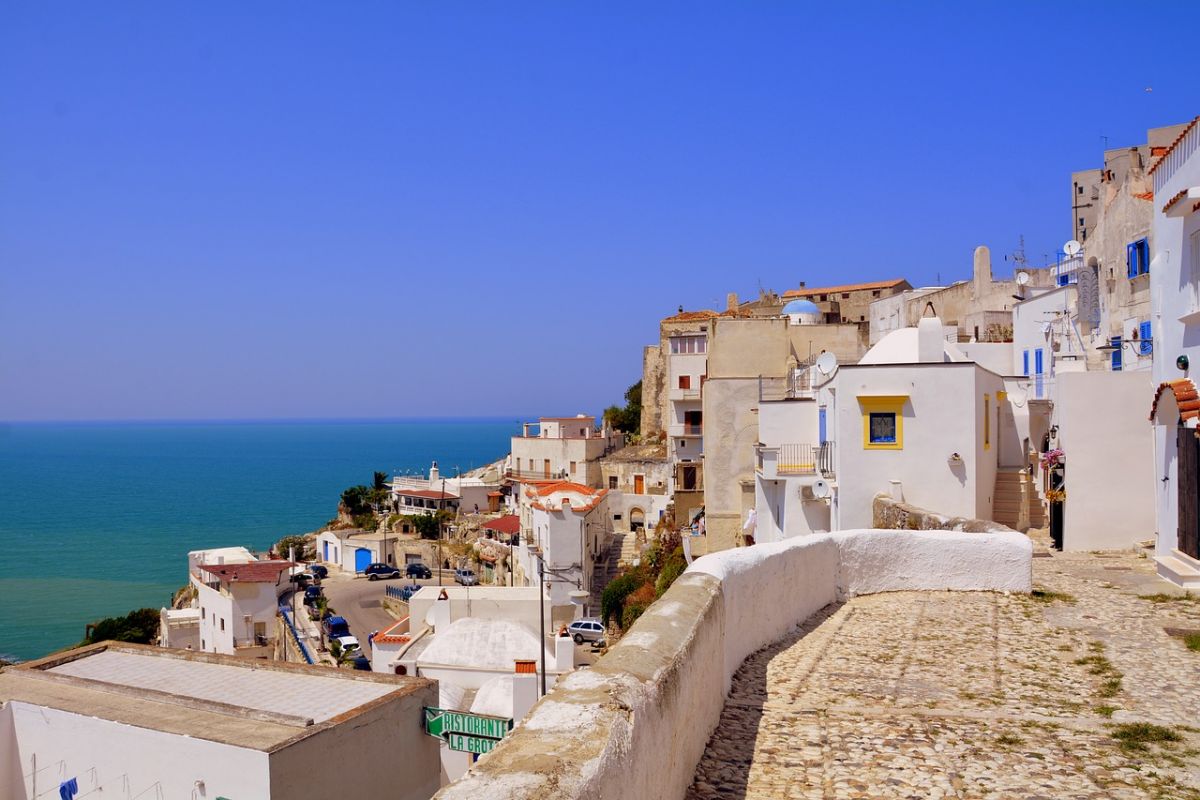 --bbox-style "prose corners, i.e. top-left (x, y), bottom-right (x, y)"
top-left (49, 649), bottom-right (395, 723)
